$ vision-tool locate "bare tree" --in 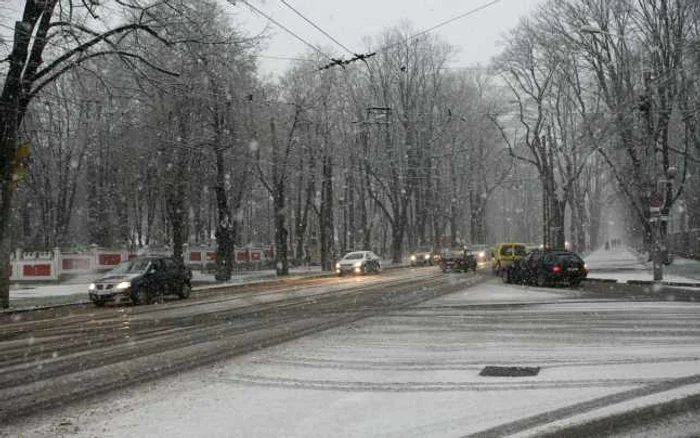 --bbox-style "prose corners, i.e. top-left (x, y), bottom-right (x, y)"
top-left (0, 0), bottom-right (179, 307)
